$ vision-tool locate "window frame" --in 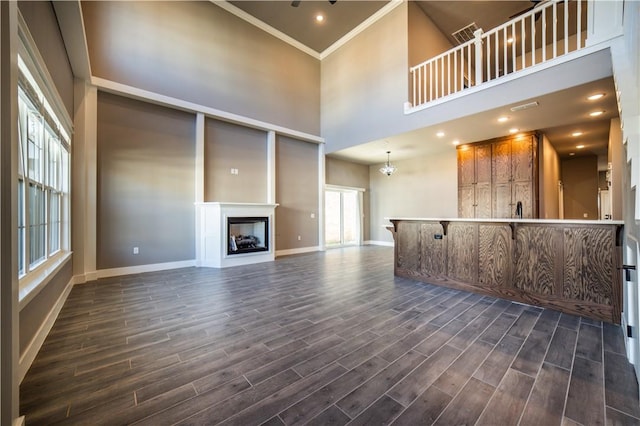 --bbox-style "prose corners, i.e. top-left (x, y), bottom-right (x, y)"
top-left (17, 14), bottom-right (73, 305)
